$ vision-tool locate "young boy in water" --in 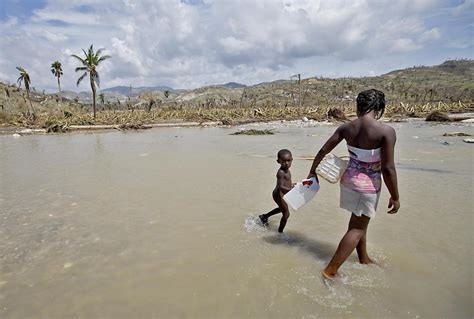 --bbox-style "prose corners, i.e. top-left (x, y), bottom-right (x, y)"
top-left (259, 149), bottom-right (295, 233)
